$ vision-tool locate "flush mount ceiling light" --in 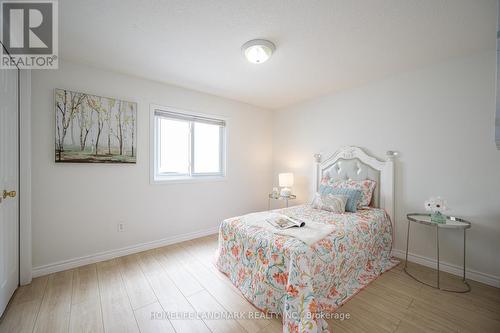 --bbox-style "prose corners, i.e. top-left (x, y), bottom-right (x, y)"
top-left (242, 39), bottom-right (275, 64)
